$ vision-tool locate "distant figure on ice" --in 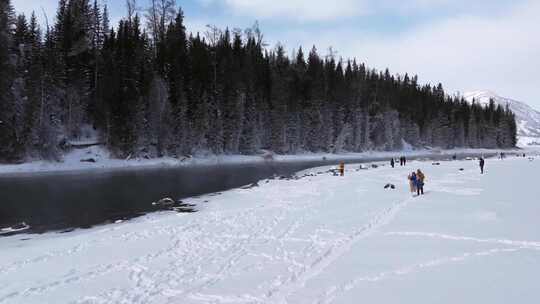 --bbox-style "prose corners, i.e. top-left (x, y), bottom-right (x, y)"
top-left (339, 162), bottom-right (345, 176)
top-left (452, 154), bottom-right (457, 160)
top-left (479, 157), bottom-right (485, 174)
top-left (408, 172), bottom-right (417, 195)
top-left (416, 169), bottom-right (425, 195)
top-left (399, 156), bottom-right (405, 166)
top-left (403, 156), bottom-right (407, 166)
top-left (390, 158), bottom-right (395, 168)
